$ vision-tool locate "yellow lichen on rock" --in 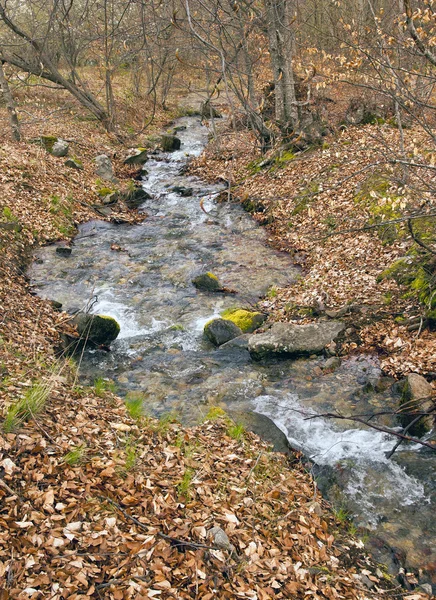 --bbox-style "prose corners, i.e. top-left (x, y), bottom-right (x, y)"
top-left (220, 308), bottom-right (266, 333)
